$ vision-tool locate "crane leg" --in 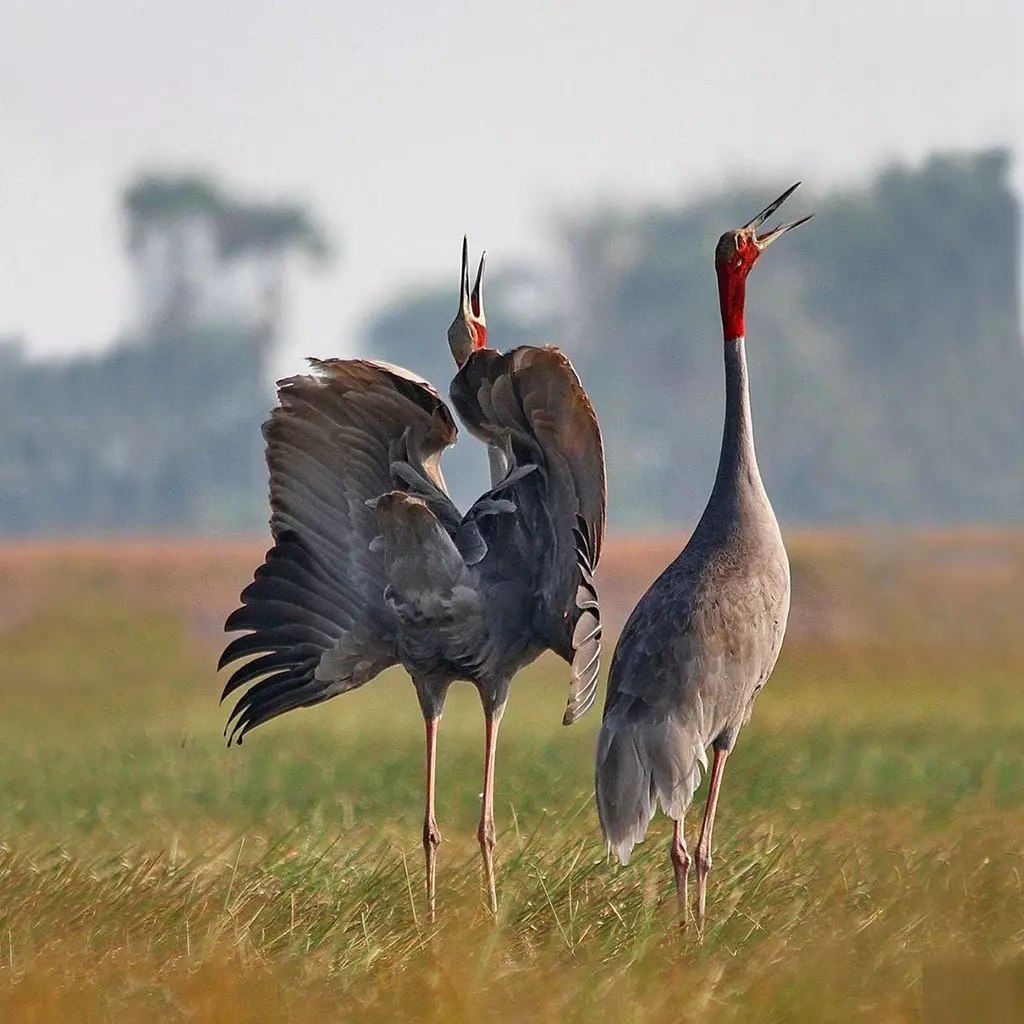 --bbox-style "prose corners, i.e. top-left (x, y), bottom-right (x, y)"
top-left (670, 817), bottom-right (691, 929)
top-left (422, 715), bottom-right (442, 924)
top-left (694, 747), bottom-right (729, 933)
top-left (478, 707), bottom-right (504, 914)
